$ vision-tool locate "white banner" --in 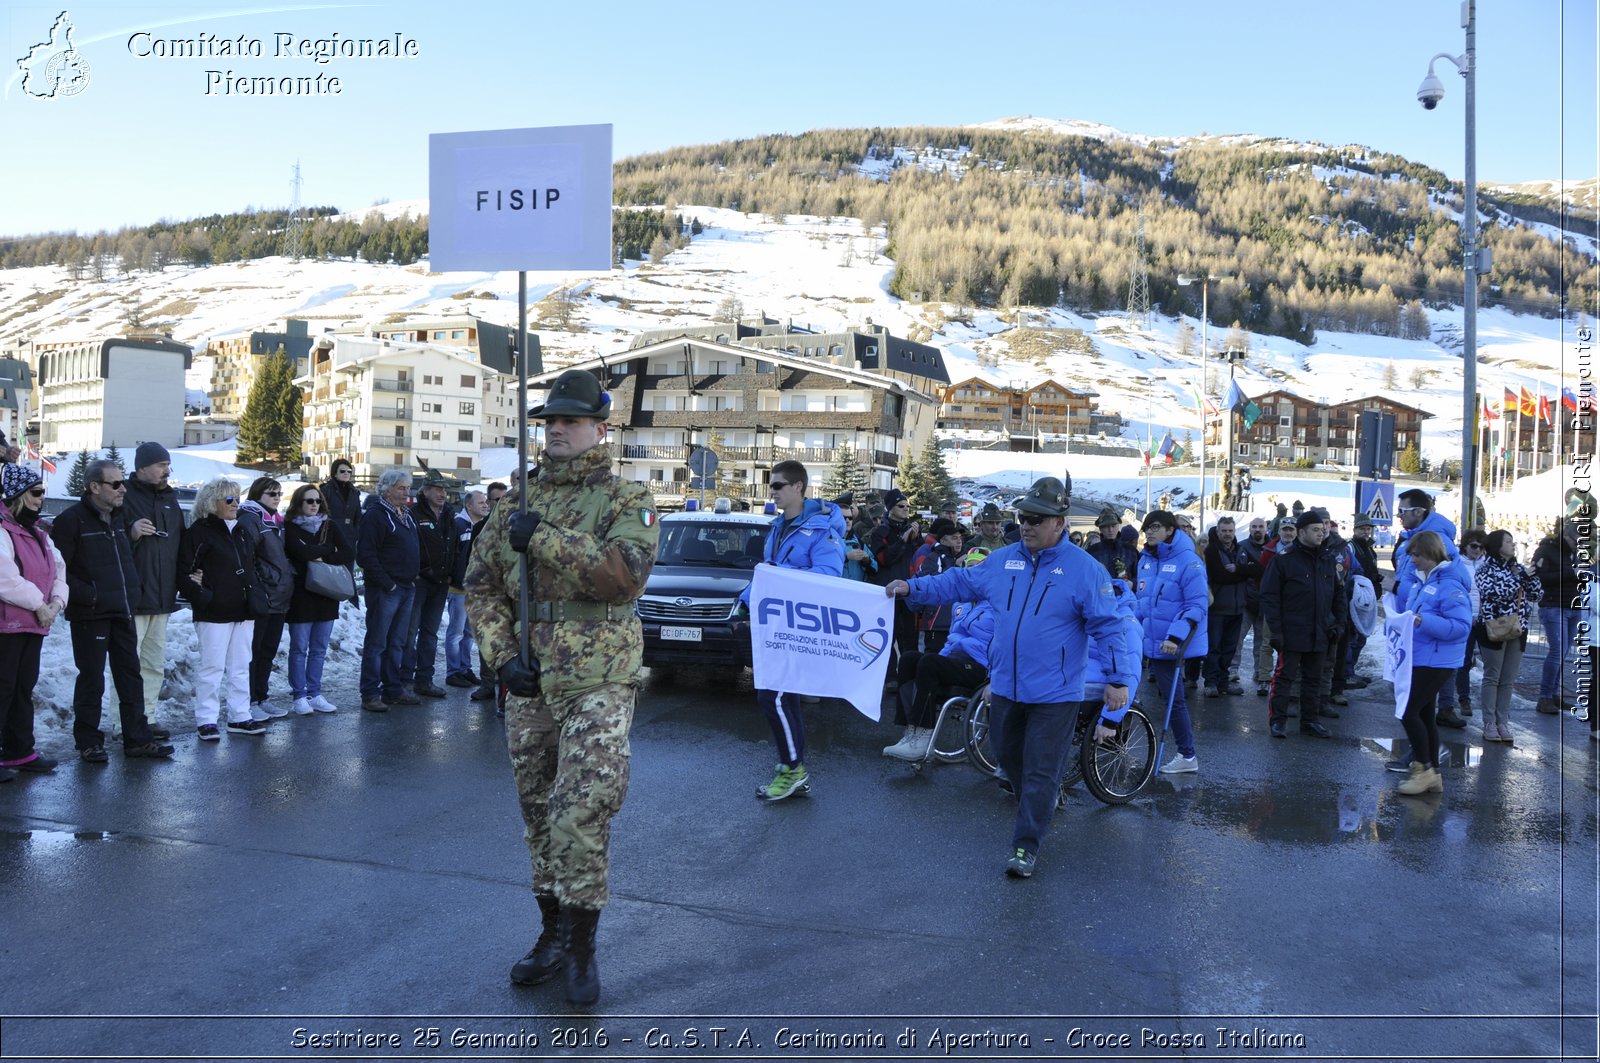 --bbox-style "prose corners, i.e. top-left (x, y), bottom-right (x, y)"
top-left (428, 124), bottom-right (613, 272)
top-left (1382, 608), bottom-right (1415, 720)
top-left (749, 564), bottom-right (894, 720)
